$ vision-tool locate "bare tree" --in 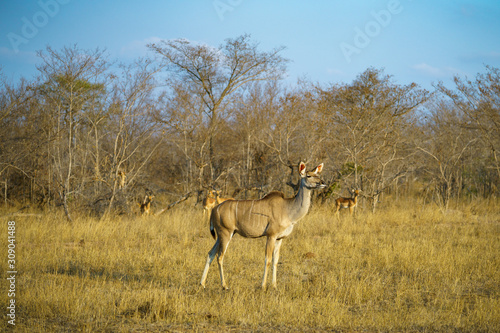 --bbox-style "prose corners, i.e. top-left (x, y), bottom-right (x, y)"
top-left (231, 81), bottom-right (281, 195)
top-left (0, 74), bottom-right (38, 206)
top-left (318, 68), bottom-right (430, 211)
top-left (259, 83), bottom-right (326, 194)
top-left (148, 34), bottom-right (288, 187)
top-left (35, 45), bottom-right (108, 221)
top-left (100, 59), bottom-right (163, 218)
top-left (416, 100), bottom-right (478, 211)
top-left (154, 82), bottom-right (212, 194)
top-left (437, 66), bottom-right (500, 187)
